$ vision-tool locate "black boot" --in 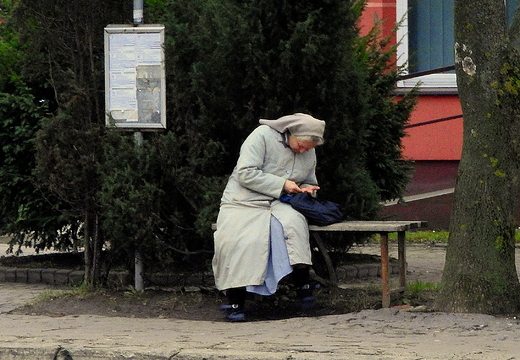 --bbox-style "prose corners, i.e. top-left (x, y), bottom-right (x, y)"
top-left (293, 266), bottom-right (314, 311)
top-left (296, 284), bottom-right (314, 310)
top-left (222, 287), bottom-right (247, 322)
